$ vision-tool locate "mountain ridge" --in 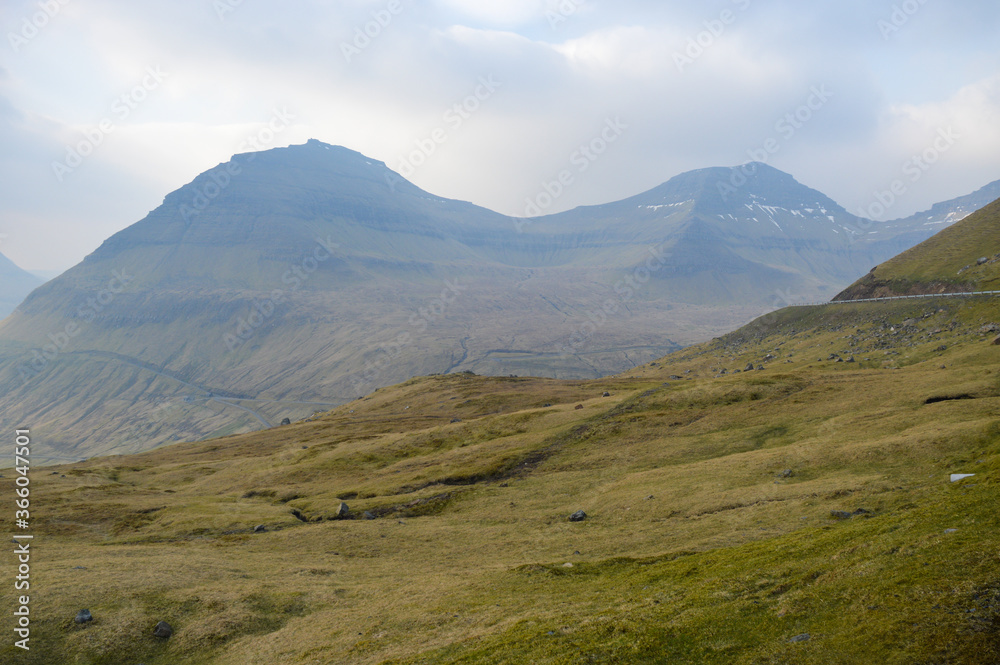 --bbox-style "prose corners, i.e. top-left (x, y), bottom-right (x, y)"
top-left (1, 139), bottom-right (997, 460)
